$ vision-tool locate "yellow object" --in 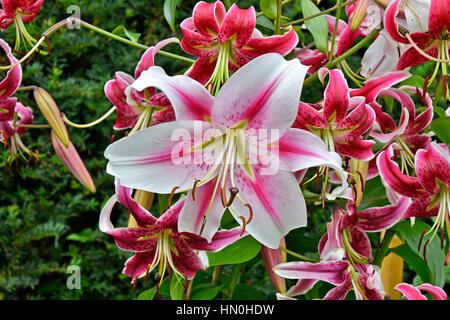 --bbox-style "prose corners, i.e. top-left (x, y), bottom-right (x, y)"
top-left (380, 235), bottom-right (404, 300)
